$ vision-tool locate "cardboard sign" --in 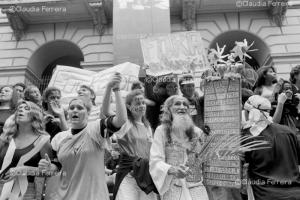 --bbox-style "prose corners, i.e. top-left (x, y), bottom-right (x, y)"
top-left (203, 79), bottom-right (242, 188)
top-left (48, 62), bottom-right (140, 120)
top-left (140, 31), bottom-right (209, 76)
